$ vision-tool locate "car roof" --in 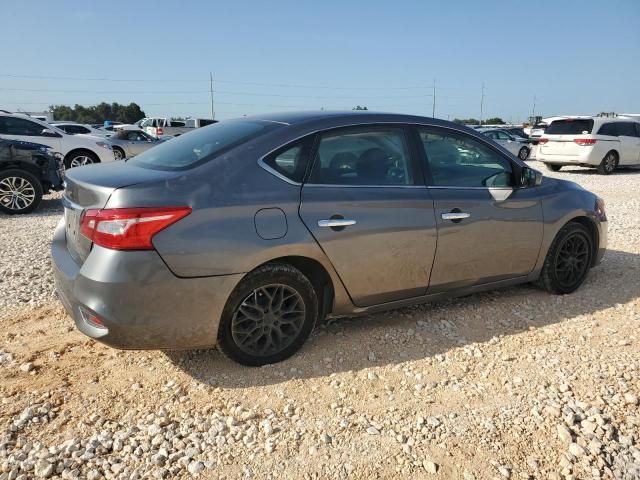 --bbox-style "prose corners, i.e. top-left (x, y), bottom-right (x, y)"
top-left (238, 110), bottom-right (478, 133)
